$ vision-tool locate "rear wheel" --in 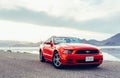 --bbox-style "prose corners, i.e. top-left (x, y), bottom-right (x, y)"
top-left (39, 50), bottom-right (45, 62)
top-left (53, 52), bottom-right (62, 69)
